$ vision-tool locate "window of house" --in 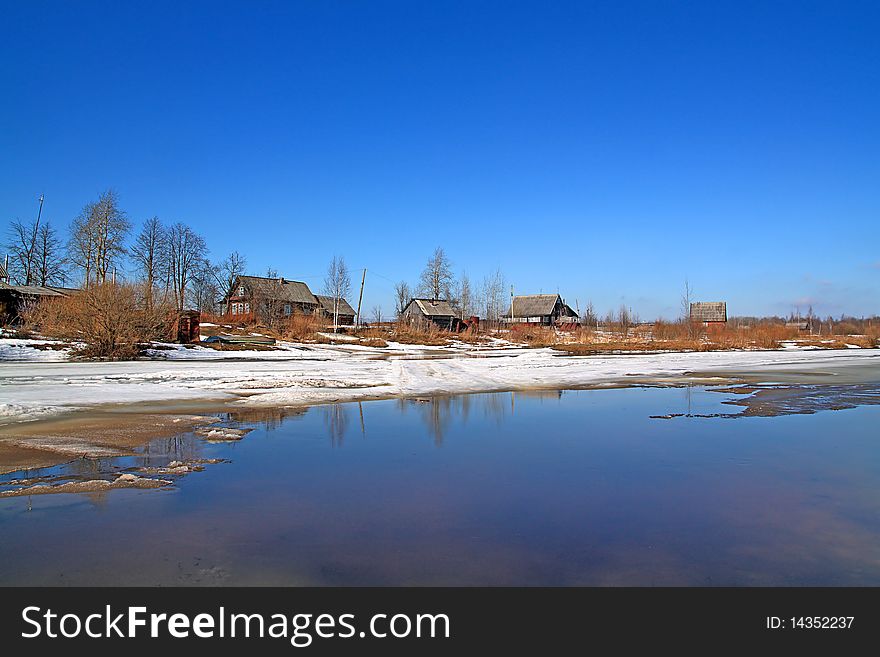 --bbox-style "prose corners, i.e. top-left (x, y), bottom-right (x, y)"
top-left (283, 303), bottom-right (291, 316)
top-left (244, 302), bottom-right (250, 313)
top-left (238, 285), bottom-right (245, 296)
